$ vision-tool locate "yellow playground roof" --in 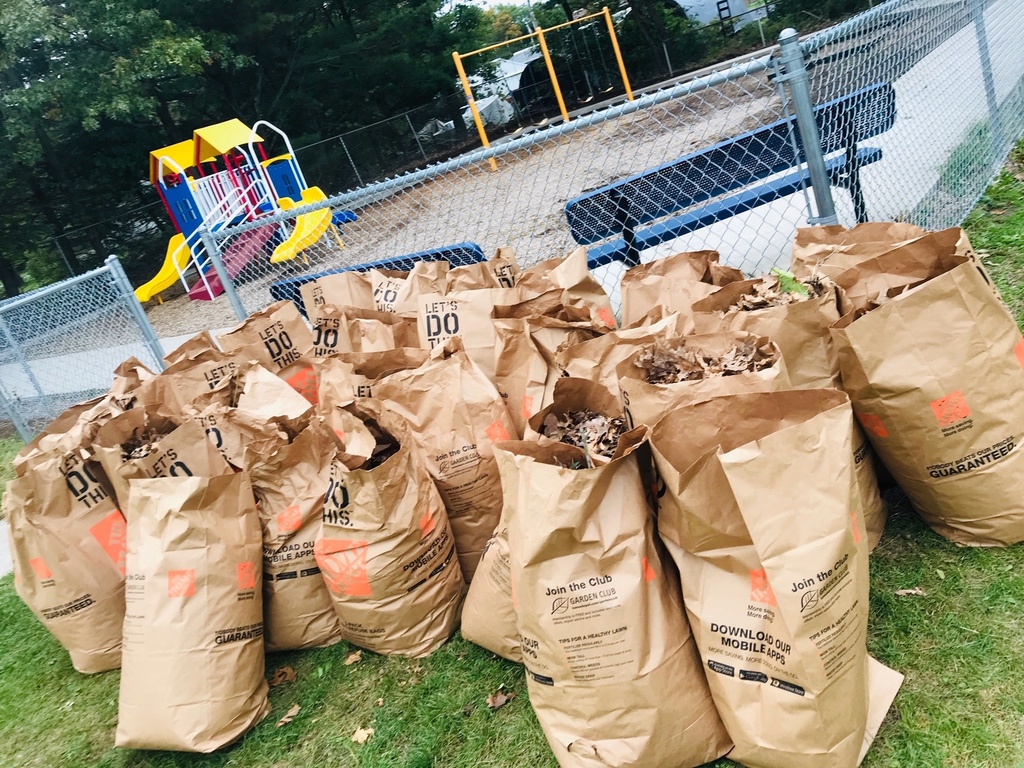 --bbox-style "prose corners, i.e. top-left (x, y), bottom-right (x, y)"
top-left (193, 119), bottom-right (263, 165)
top-left (148, 140), bottom-right (197, 186)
